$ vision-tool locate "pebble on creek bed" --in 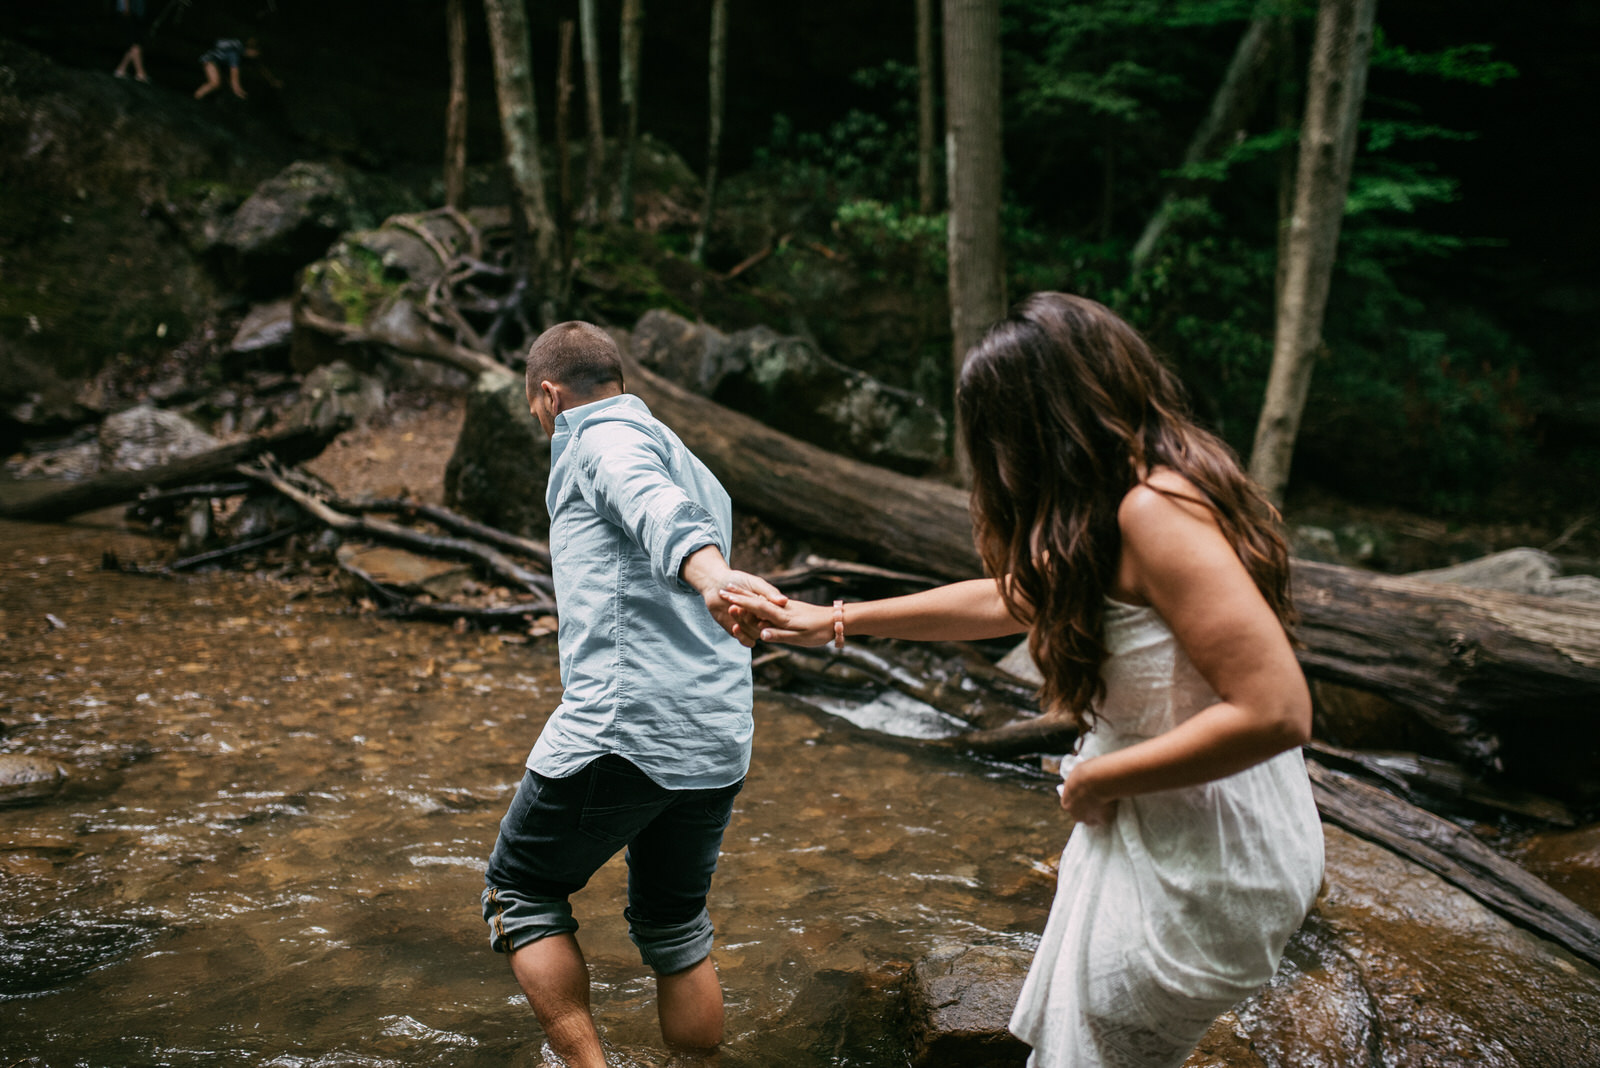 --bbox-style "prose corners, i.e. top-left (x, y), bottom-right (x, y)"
top-left (0, 754), bottom-right (70, 805)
